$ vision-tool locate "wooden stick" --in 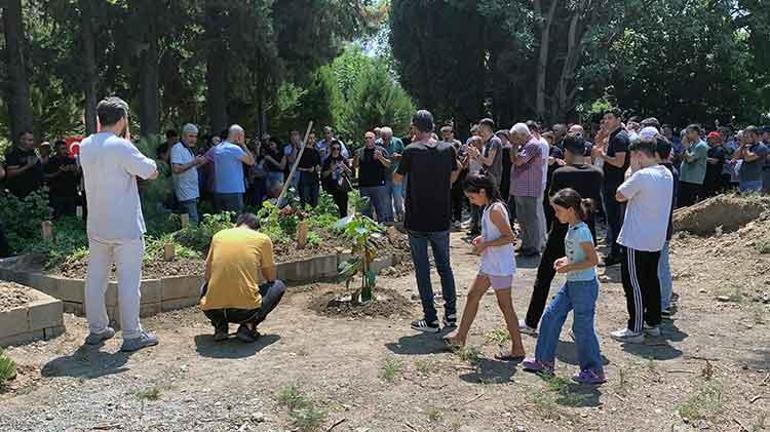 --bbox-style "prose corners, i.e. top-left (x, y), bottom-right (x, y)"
top-left (325, 418), bottom-right (346, 432)
top-left (278, 121), bottom-right (314, 204)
